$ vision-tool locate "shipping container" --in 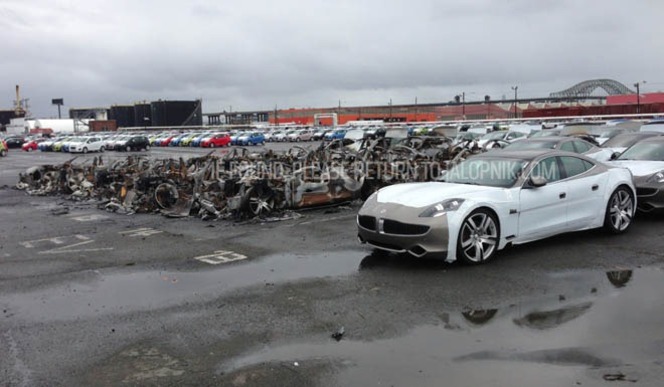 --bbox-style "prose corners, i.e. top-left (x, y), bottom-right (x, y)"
top-left (89, 120), bottom-right (118, 132)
